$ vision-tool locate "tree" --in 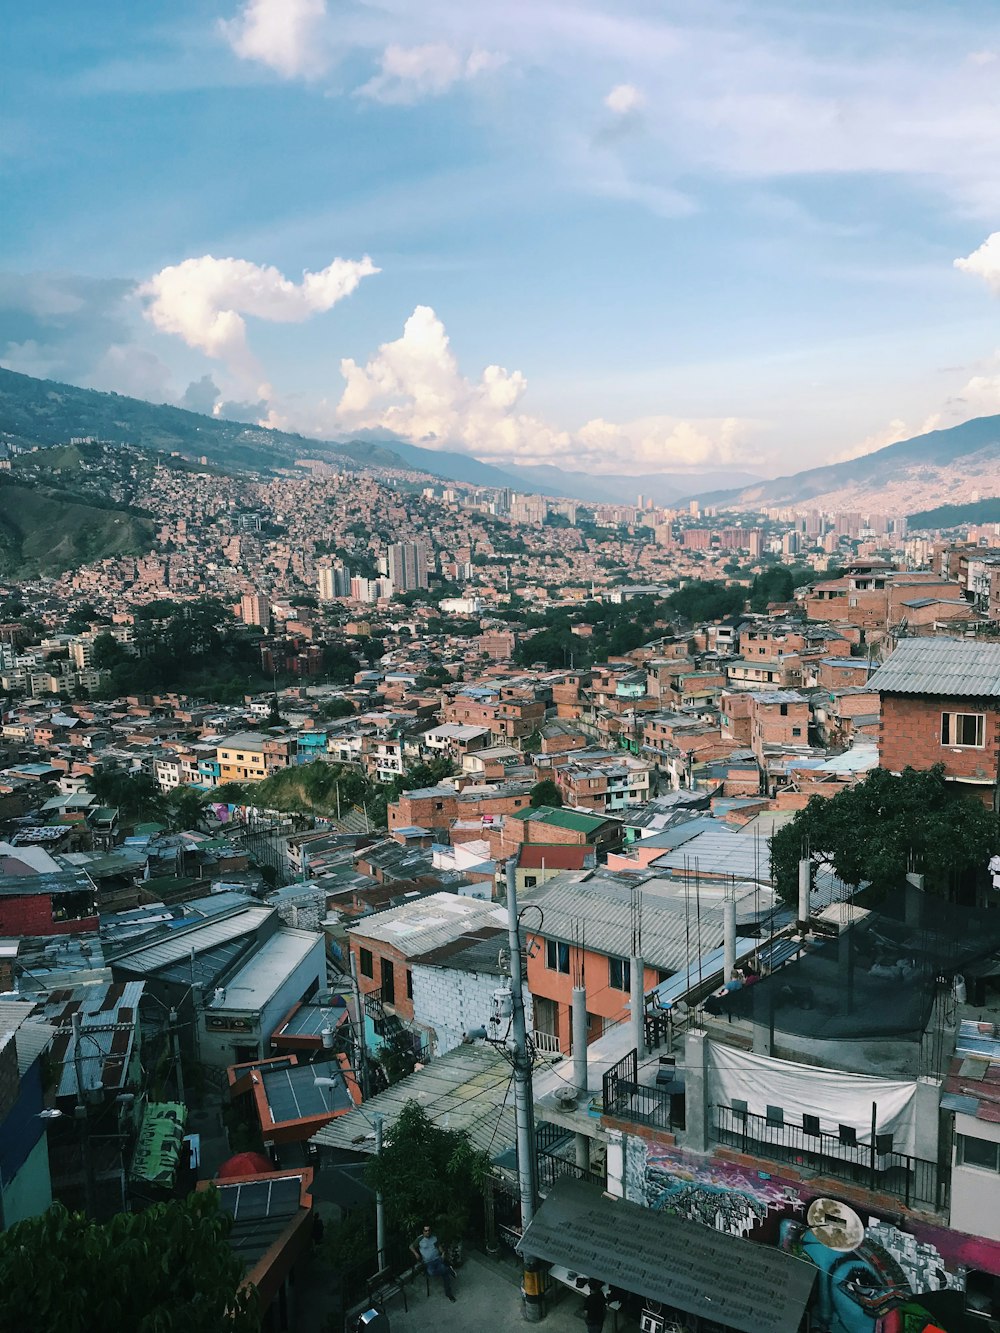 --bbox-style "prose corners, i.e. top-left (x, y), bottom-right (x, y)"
top-left (530, 778), bottom-right (563, 808)
top-left (750, 565), bottom-right (795, 612)
top-left (365, 1101), bottom-right (491, 1247)
top-left (86, 768), bottom-right (167, 823)
top-left (91, 631), bottom-right (128, 670)
top-left (168, 785), bottom-right (209, 832)
top-left (665, 581), bottom-right (745, 624)
top-left (0, 1193), bottom-right (260, 1333)
top-left (769, 764), bottom-right (1000, 904)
